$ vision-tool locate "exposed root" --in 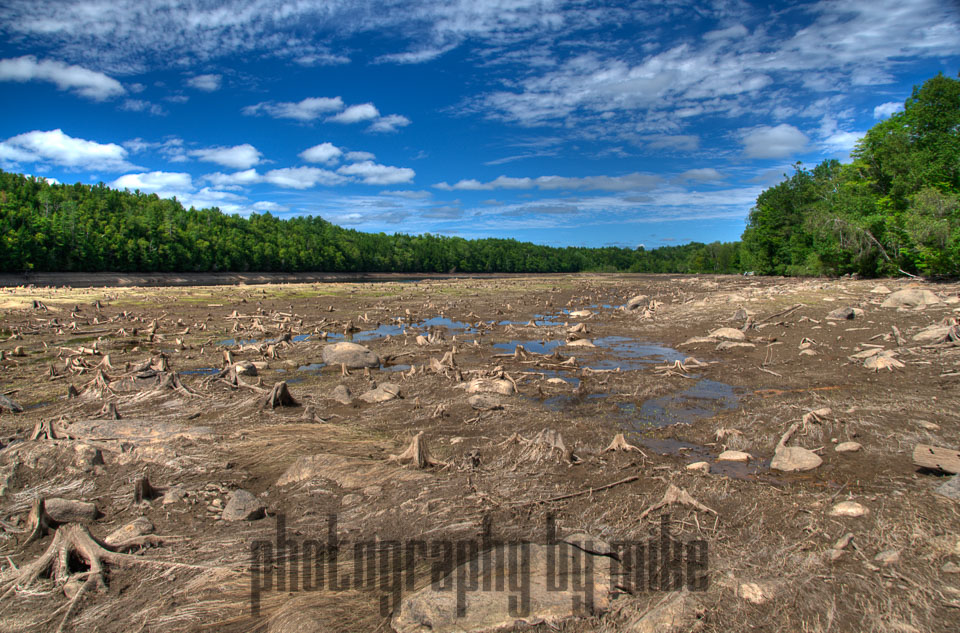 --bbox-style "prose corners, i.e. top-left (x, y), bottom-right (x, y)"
top-left (389, 431), bottom-right (447, 469)
top-left (261, 381), bottom-right (299, 409)
top-left (638, 484), bottom-right (717, 521)
top-left (30, 418), bottom-right (63, 440)
top-left (603, 433), bottom-right (647, 456)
